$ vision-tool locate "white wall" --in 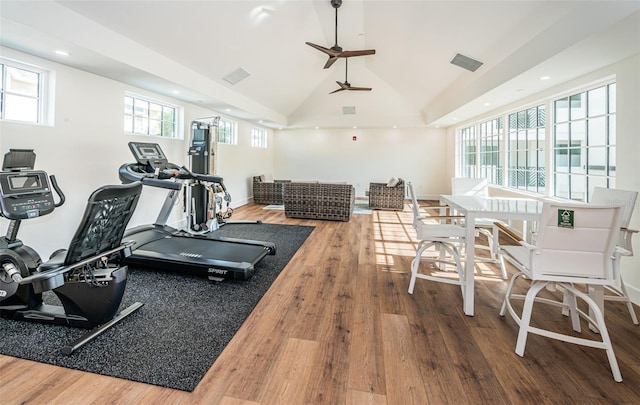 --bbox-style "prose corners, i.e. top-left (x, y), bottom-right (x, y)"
top-left (273, 127), bottom-right (448, 199)
top-left (0, 47), bottom-right (275, 258)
